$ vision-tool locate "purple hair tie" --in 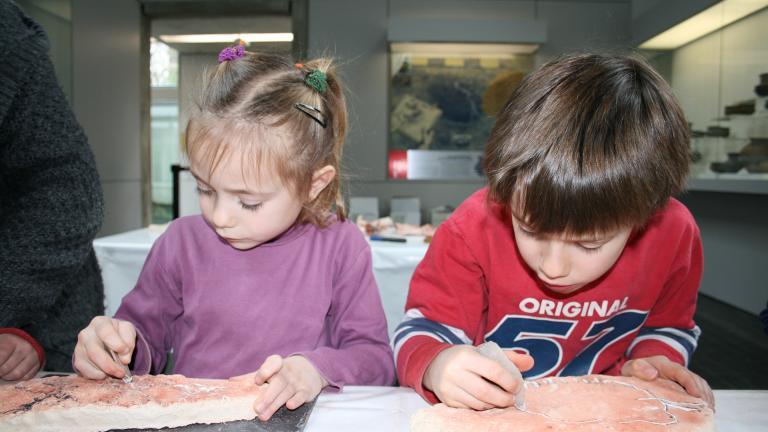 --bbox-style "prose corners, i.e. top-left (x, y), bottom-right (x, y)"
top-left (218, 44), bottom-right (245, 63)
